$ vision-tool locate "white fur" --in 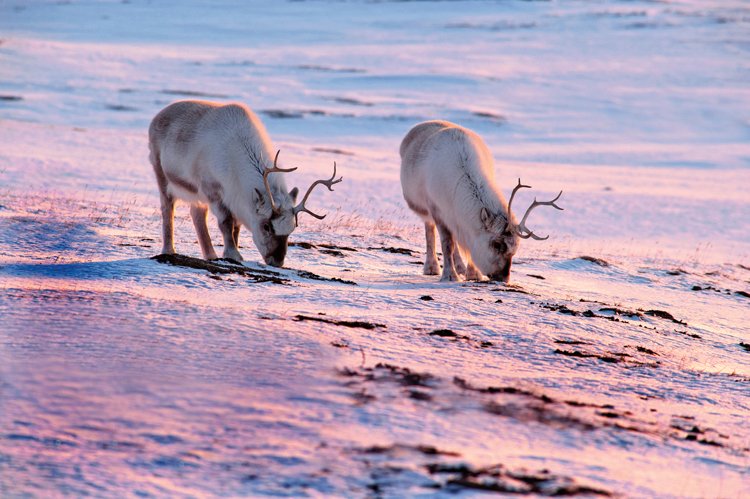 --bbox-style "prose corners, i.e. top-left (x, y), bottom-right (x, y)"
top-left (148, 100), bottom-right (298, 266)
top-left (400, 120), bottom-right (520, 282)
